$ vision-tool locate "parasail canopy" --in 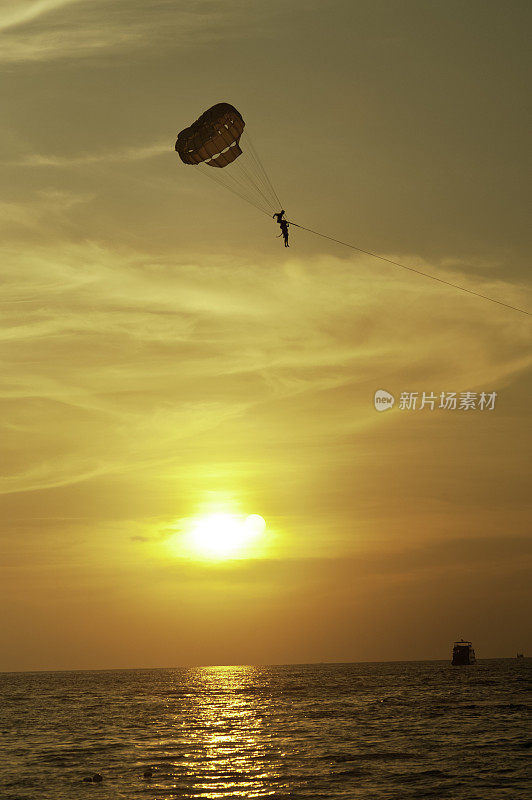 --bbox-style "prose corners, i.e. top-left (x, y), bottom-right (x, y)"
top-left (175, 102), bottom-right (282, 215)
top-left (175, 103), bottom-right (245, 168)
